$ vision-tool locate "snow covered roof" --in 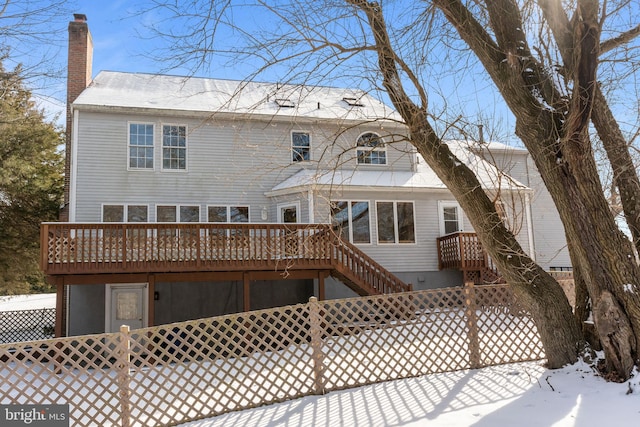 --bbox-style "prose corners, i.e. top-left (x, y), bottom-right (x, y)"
top-left (73, 71), bottom-right (401, 122)
top-left (268, 141), bottom-right (528, 196)
top-left (268, 168), bottom-right (446, 196)
top-left (448, 139), bottom-right (528, 154)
